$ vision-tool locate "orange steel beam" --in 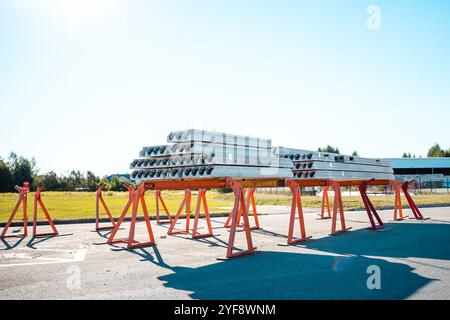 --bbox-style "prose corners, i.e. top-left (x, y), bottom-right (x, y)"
top-left (1, 183), bottom-right (30, 239)
top-left (144, 177), bottom-right (285, 190)
top-left (320, 186), bottom-right (332, 220)
top-left (286, 180), bottom-right (311, 244)
top-left (155, 190), bottom-right (173, 224)
top-left (95, 186), bottom-right (117, 231)
top-left (32, 186), bottom-right (58, 237)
